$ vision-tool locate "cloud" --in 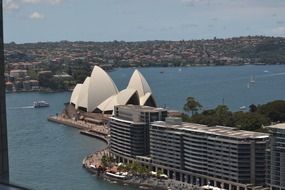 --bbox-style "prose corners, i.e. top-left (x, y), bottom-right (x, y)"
top-left (4, 0), bottom-right (64, 13)
top-left (29, 11), bottom-right (45, 20)
top-left (3, 0), bottom-right (20, 11)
